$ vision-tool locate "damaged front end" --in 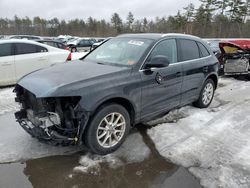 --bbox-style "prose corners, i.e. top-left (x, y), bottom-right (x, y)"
top-left (14, 85), bottom-right (89, 146)
top-left (219, 40), bottom-right (250, 75)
